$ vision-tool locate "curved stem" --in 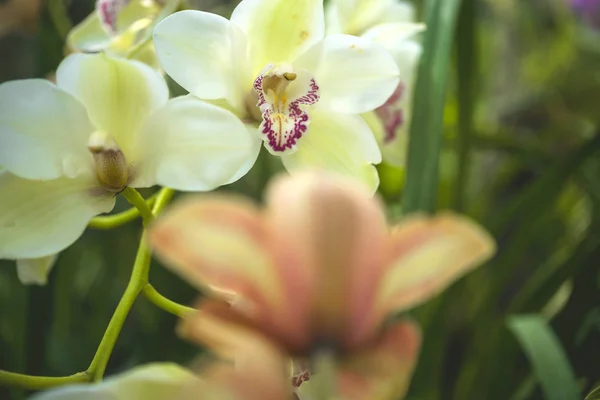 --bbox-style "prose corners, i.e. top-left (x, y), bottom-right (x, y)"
top-left (152, 188), bottom-right (175, 215)
top-left (87, 231), bottom-right (152, 382)
top-left (88, 194), bottom-right (157, 230)
top-left (0, 188), bottom-right (180, 389)
top-left (142, 285), bottom-right (195, 318)
top-left (121, 187), bottom-right (154, 225)
top-left (0, 371), bottom-right (89, 390)
top-left (85, 188), bottom-right (175, 381)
